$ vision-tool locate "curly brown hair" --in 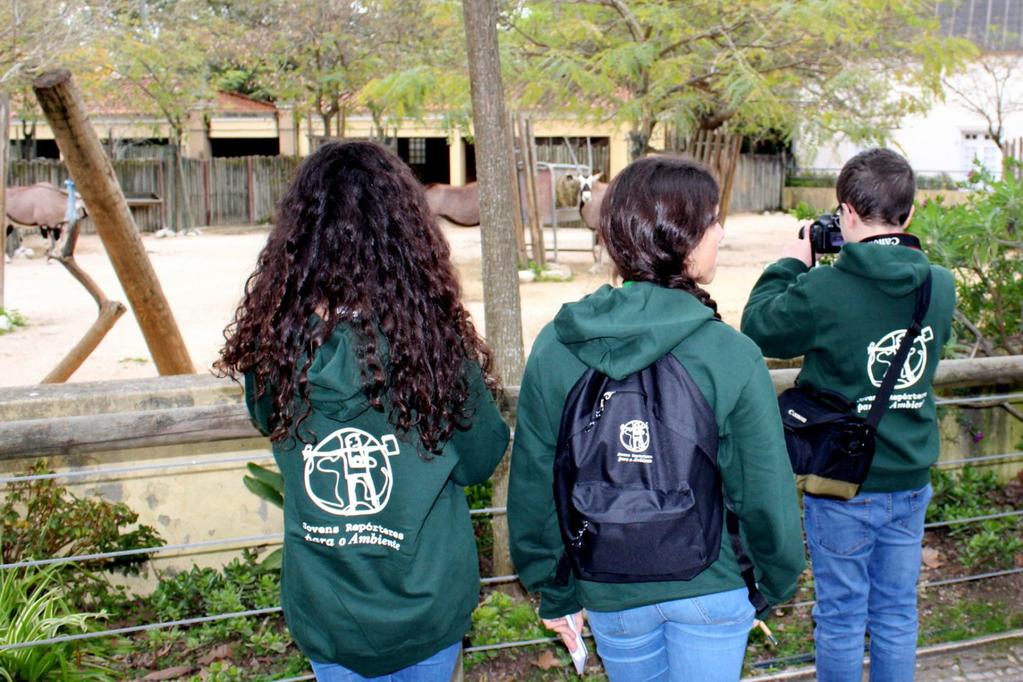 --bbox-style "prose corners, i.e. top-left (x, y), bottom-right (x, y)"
top-left (216, 141), bottom-right (499, 454)
top-left (599, 155), bottom-right (722, 318)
